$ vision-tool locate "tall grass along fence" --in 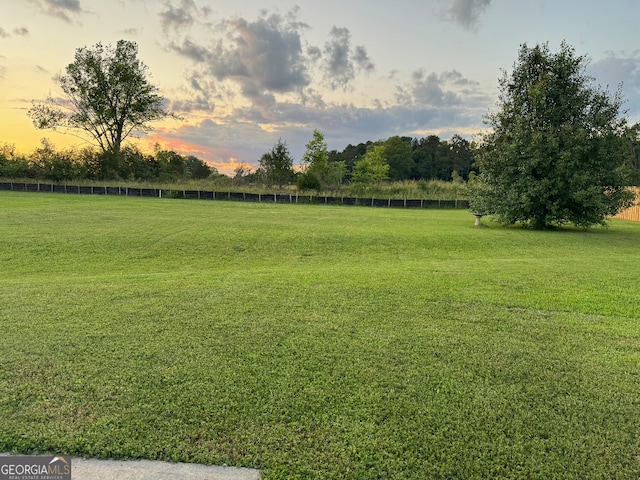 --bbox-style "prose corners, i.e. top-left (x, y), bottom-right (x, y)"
top-left (0, 181), bottom-right (470, 209)
top-left (614, 187), bottom-right (640, 222)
